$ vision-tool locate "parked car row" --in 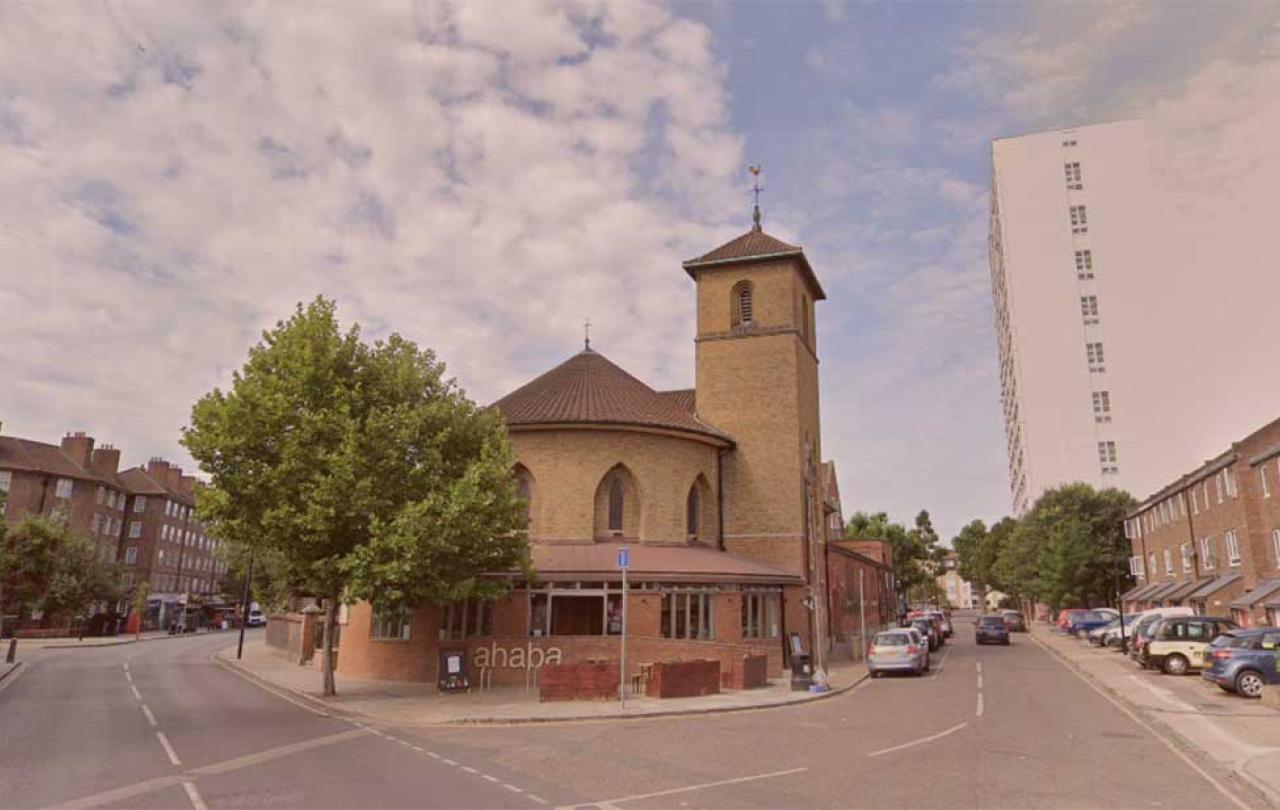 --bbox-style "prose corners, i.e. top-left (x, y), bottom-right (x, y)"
top-left (1062, 606), bottom-right (1280, 699)
top-left (868, 608), bottom-right (956, 678)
